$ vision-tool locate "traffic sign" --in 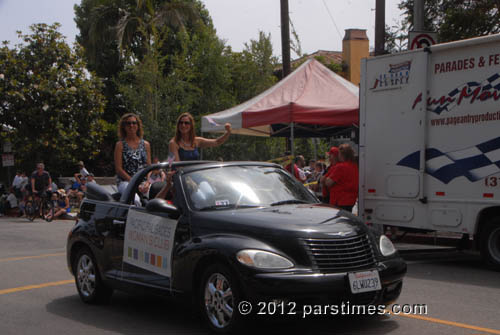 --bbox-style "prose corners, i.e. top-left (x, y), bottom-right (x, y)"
top-left (409, 31), bottom-right (437, 50)
top-left (2, 153), bottom-right (14, 167)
